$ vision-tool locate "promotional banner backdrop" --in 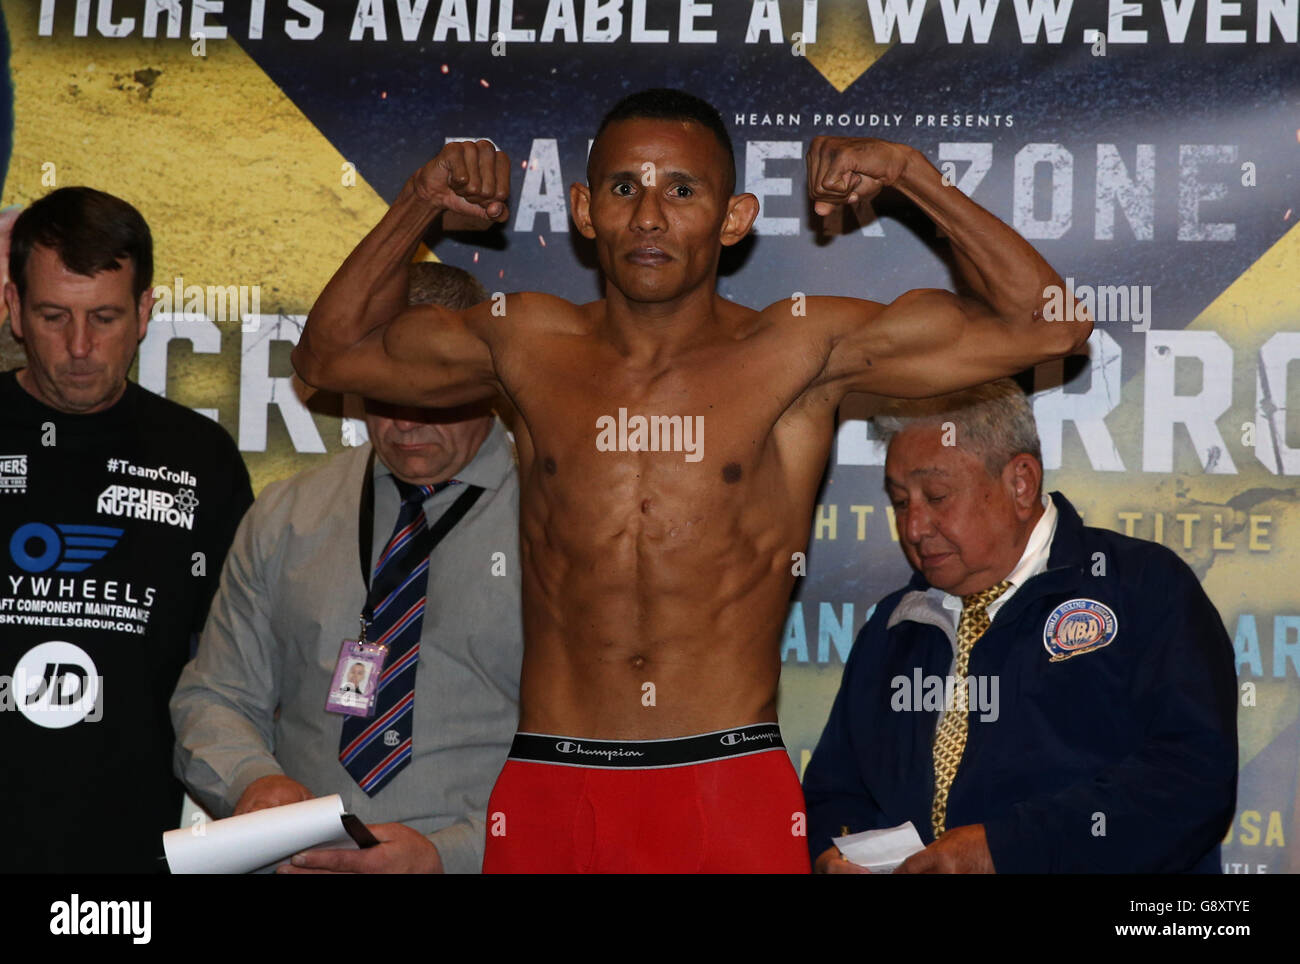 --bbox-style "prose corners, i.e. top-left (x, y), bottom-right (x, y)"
top-left (1, 0), bottom-right (1297, 872)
